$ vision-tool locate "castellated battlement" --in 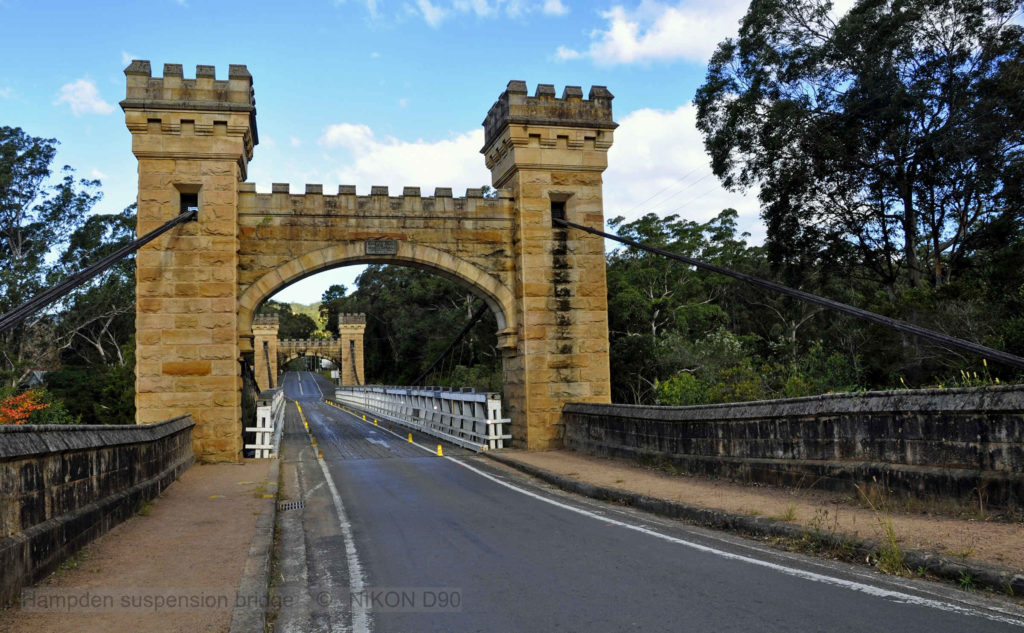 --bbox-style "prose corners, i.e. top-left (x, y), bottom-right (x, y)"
top-left (252, 314), bottom-right (279, 327)
top-left (237, 183), bottom-right (515, 217)
top-left (122, 60), bottom-right (255, 110)
top-left (120, 61), bottom-right (258, 170)
top-left (338, 313), bottom-right (367, 325)
top-left (482, 81), bottom-right (617, 150)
